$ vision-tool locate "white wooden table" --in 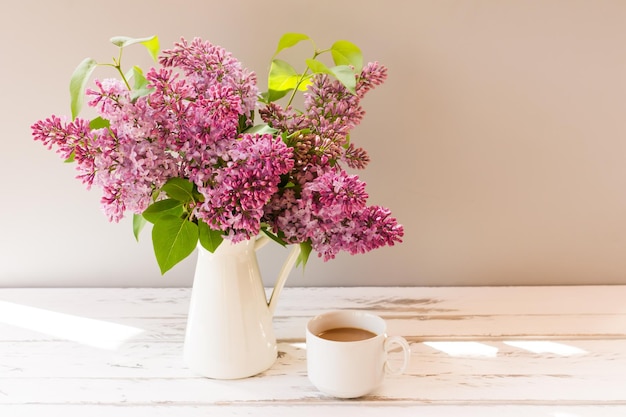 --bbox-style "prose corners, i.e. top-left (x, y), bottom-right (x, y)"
top-left (1, 286), bottom-right (625, 416)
